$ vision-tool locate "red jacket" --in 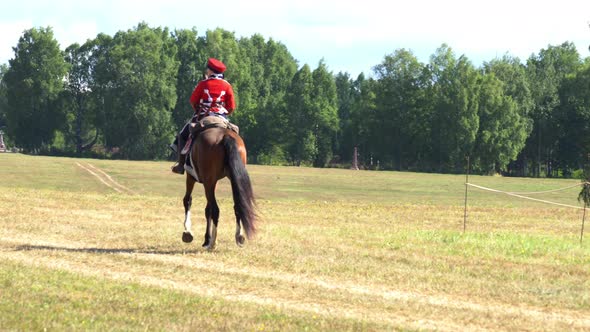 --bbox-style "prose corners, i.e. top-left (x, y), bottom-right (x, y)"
top-left (189, 75), bottom-right (236, 116)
